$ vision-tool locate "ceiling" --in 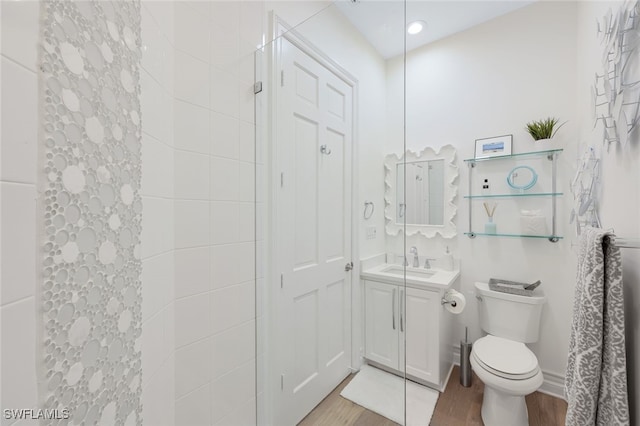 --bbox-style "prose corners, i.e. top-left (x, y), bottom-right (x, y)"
top-left (334, 0), bottom-right (535, 59)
